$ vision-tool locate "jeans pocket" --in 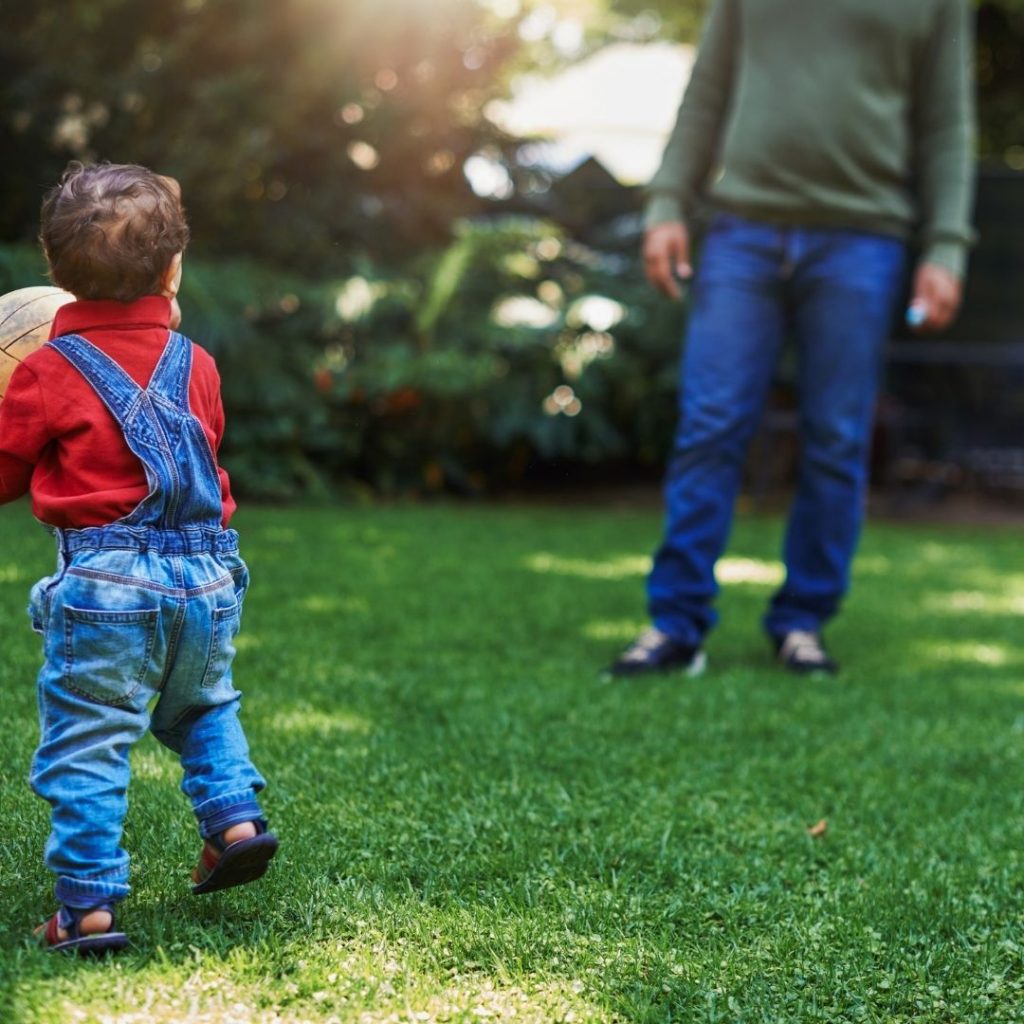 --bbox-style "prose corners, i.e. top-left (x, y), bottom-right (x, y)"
top-left (202, 602), bottom-right (241, 688)
top-left (63, 606), bottom-right (158, 706)
top-left (28, 576), bottom-right (58, 634)
top-left (215, 550), bottom-right (250, 610)
top-left (709, 210), bottom-right (744, 234)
